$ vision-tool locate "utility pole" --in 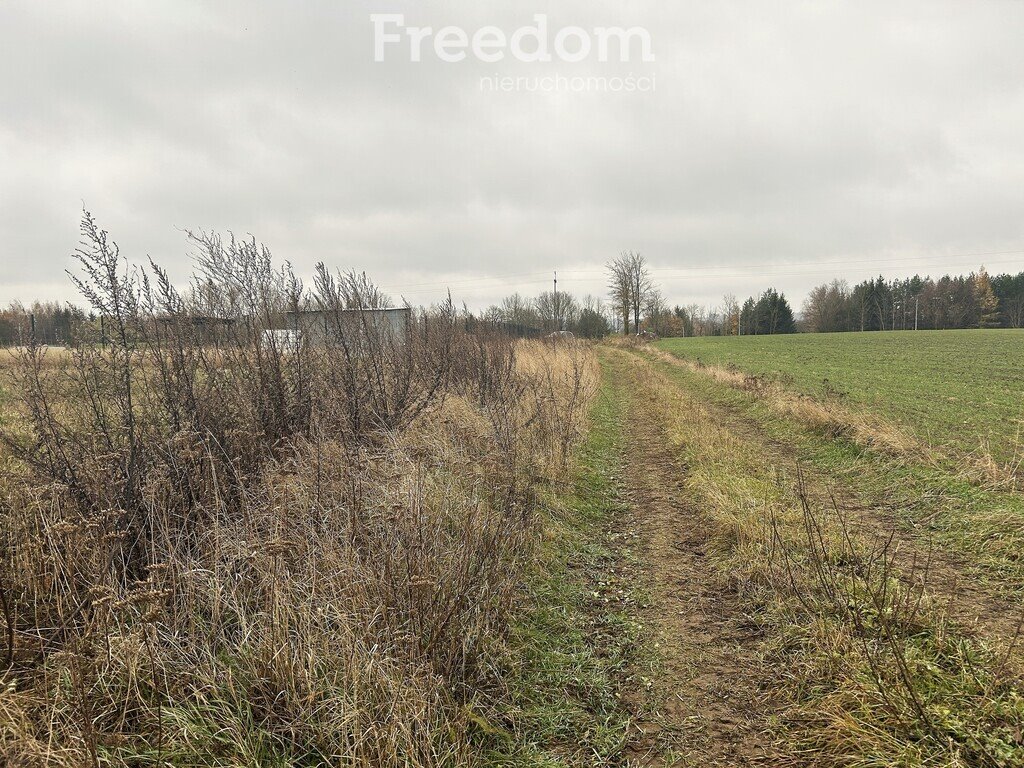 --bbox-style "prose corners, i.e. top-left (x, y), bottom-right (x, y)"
top-left (553, 270), bottom-right (558, 331)
top-left (914, 296), bottom-right (919, 331)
